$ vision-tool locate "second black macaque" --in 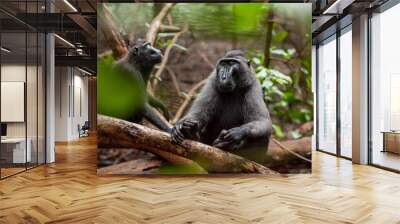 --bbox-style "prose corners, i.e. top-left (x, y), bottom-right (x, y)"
top-left (115, 40), bottom-right (171, 132)
top-left (171, 50), bottom-right (272, 162)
